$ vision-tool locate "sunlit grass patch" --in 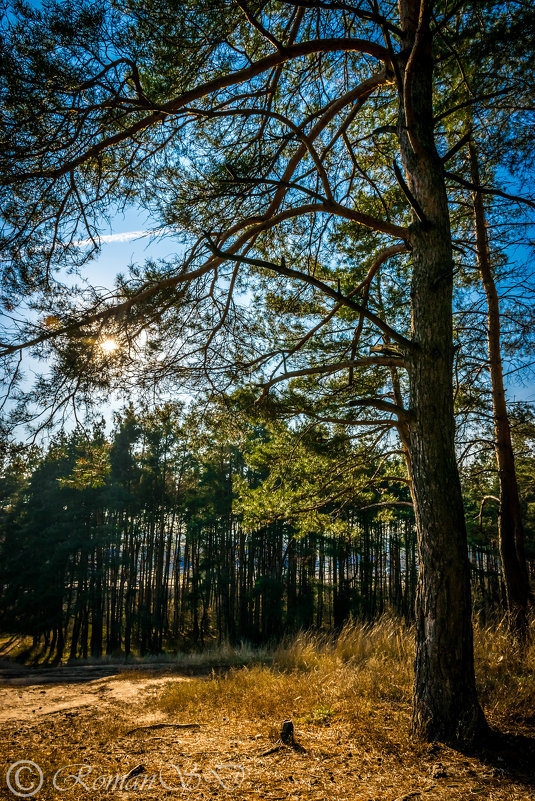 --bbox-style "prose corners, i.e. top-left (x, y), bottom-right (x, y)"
top-left (157, 617), bottom-right (415, 729)
top-left (474, 618), bottom-right (535, 727)
top-left (157, 615), bottom-right (535, 735)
